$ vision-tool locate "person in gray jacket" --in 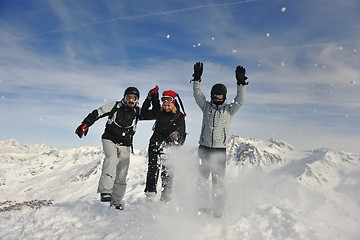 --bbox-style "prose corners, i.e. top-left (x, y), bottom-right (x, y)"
top-left (191, 62), bottom-right (248, 217)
